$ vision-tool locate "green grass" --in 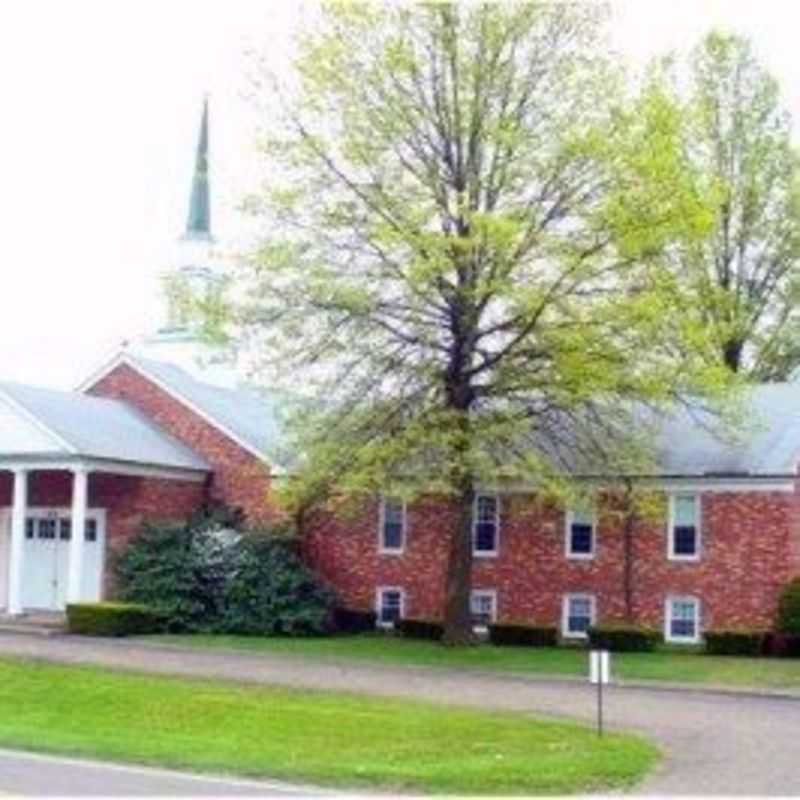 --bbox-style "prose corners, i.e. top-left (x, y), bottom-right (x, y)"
top-left (0, 657), bottom-right (655, 795)
top-left (152, 632), bottom-right (800, 689)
